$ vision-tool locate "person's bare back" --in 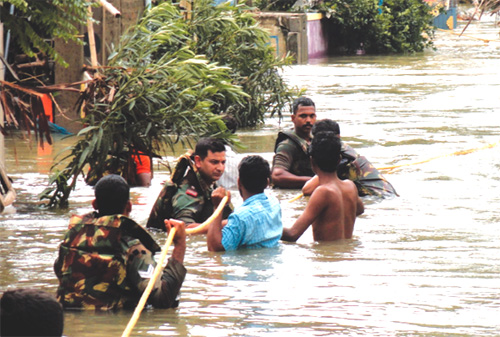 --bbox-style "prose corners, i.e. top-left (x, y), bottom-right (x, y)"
top-left (281, 132), bottom-right (364, 242)
top-left (310, 177), bottom-right (360, 240)
top-left (282, 174), bottom-right (362, 242)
